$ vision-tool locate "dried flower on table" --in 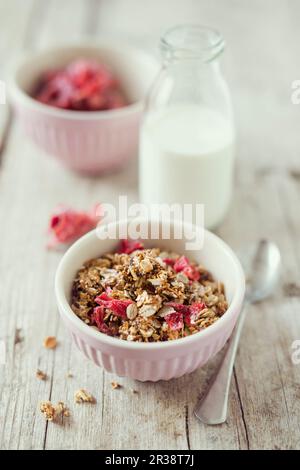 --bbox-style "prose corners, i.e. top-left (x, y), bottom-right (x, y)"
top-left (47, 204), bottom-right (102, 249)
top-left (74, 389), bottom-right (95, 404)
